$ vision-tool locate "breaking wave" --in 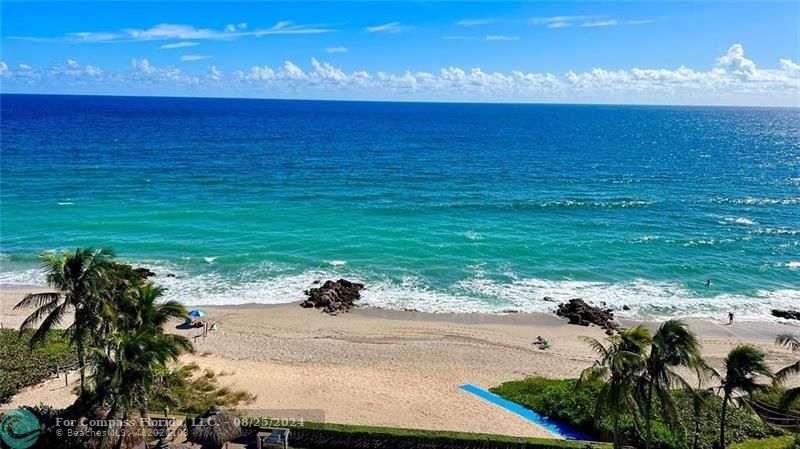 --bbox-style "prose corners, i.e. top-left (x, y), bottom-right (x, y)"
top-left (3, 261), bottom-right (797, 322)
